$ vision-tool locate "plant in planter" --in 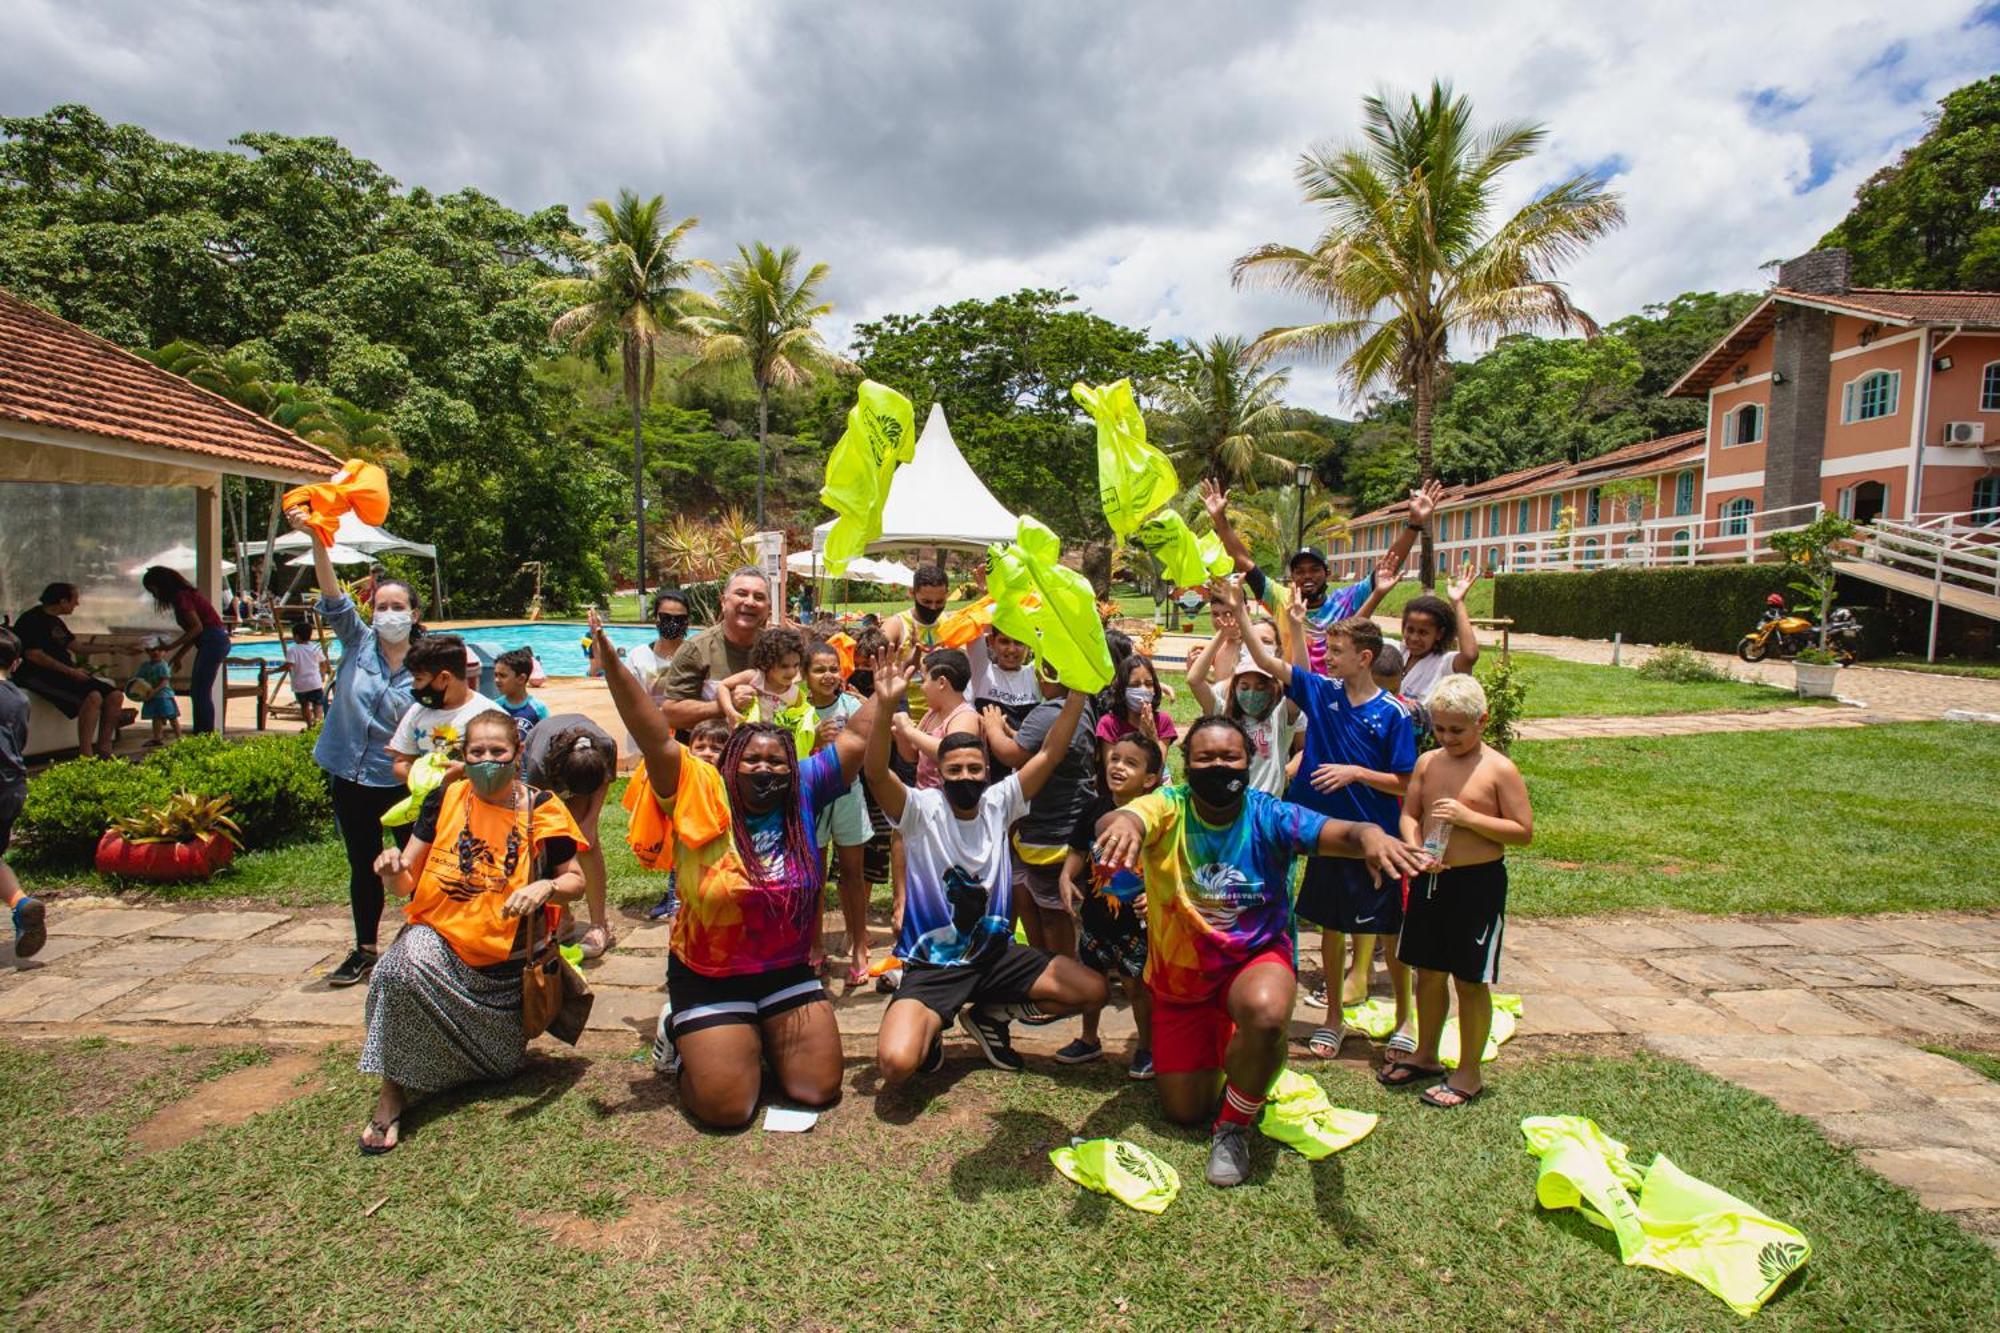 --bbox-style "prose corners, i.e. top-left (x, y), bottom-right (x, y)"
top-left (1769, 513), bottom-right (1858, 694)
top-left (1791, 646), bottom-right (1842, 698)
top-left (94, 791), bottom-right (244, 882)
